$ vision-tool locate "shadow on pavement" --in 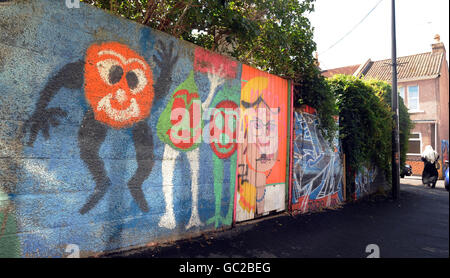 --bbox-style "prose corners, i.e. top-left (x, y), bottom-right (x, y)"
top-left (103, 179), bottom-right (449, 258)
